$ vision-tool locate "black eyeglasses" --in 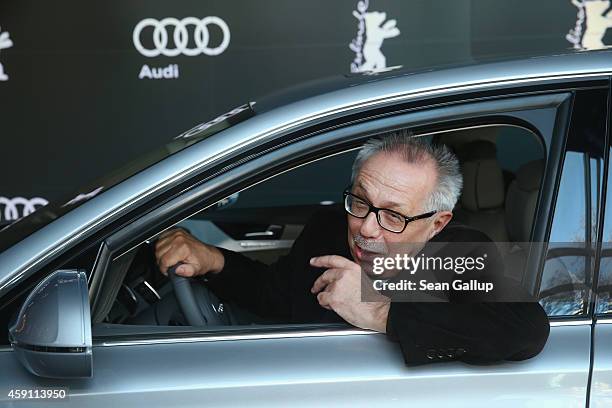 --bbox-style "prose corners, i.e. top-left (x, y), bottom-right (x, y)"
top-left (343, 189), bottom-right (436, 233)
